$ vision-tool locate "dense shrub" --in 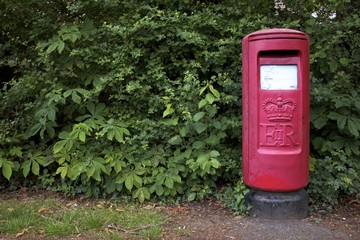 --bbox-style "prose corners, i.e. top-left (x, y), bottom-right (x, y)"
top-left (0, 0), bottom-right (359, 210)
